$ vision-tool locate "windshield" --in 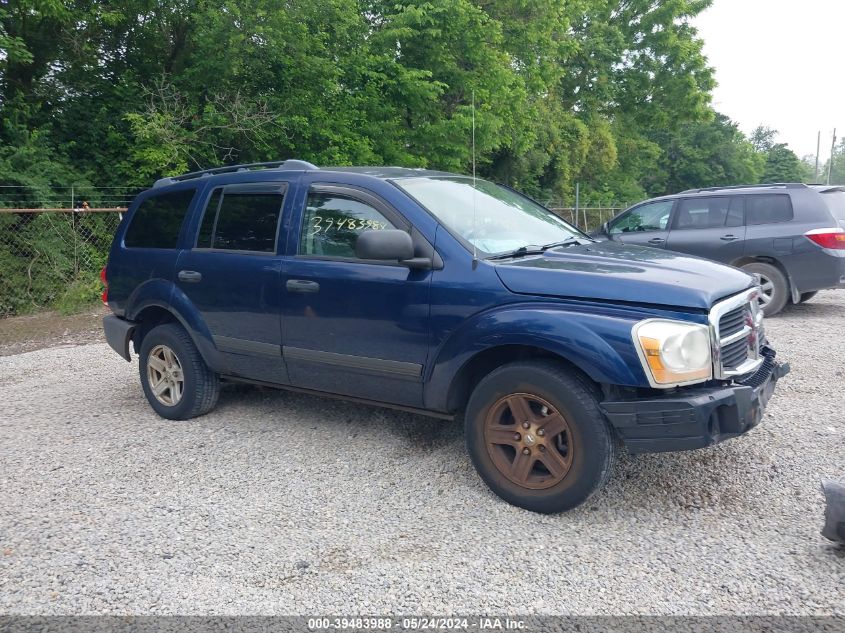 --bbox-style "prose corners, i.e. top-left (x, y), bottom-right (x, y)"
top-left (395, 177), bottom-right (583, 255)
